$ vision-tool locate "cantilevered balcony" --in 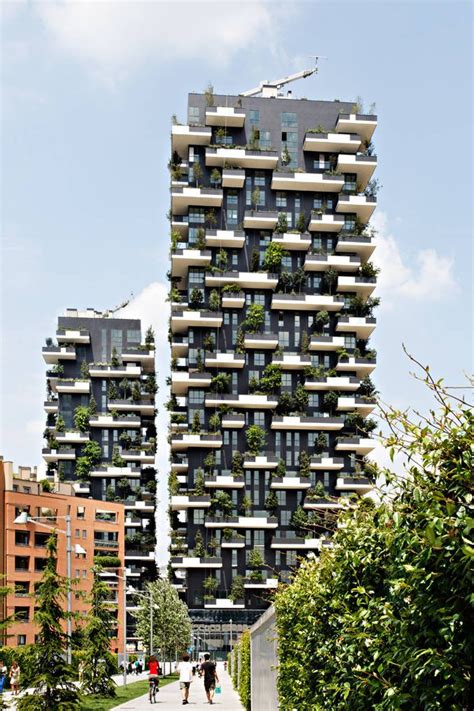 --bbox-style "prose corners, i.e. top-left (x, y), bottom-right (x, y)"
top-left (56, 431), bottom-right (90, 444)
top-left (90, 466), bottom-right (141, 479)
top-left (303, 132), bottom-right (361, 153)
top-left (121, 450), bottom-right (155, 464)
top-left (205, 515), bottom-right (278, 529)
top-left (221, 537), bottom-right (246, 549)
top-left (222, 169), bottom-right (246, 188)
top-left (244, 333), bottom-right (279, 349)
top-left (336, 234), bottom-right (376, 260)
top-left (205, 271), bottom-right (278, 290)
top-left (270, 475), bottom-right (312, 490)
top-left (107, 399), bottom-right (155, 415)
top-left (205, 393), bottom-right (278, 409)
top-left (205, 106), bottom-right (246, 127)
top-left (244, 577), bottom-right (278, 590)
top-left (336, 476), bottom-right (374, 493)
top-left (171, 336), bottom-right (189, 357)
top-left (335, 437), bottom-right (376, 455)
top-left (170, 433), bottom-right (222, 451)
top-left (221, 413), bottom-right (245, 429)
top-left (89, 364), bottom-right (141, 378)
top-left (171, 249), bottom-right (212, 278)
top-left (310, 456), bottom-right (344, 470)
top-left (304, 254), bottom-right (360, 272)
top-left (271, 294), bottom-right (344, 311)
top-left (170, 457), bottom-right (188, 473)
top-left (304, 498), bottom-right (347, 511)
top-left (336, 356), bottom-right (376, 377)
top-left (304, 376), bottom-right (360, 392)
top-left (204, 352), bottom-right (246, 369)
top-left (309, 335), bottom-right (345, 352)
top-left (42, 448), bottom-right (75, 462)
top-left (42, 346), bottom-right (76, 364)
top-left (271, 172), bottom-right (344, 192)
top-left (171, 556), bottom-right (222, 569)
top-left (337, 396), bottom-right (376, 416)
top-left (55, 380), bottom-right (90, 394)
top-left (89, 415), bottom-right (141, 429)
top-left (171, 371), bottom-right (212, 395)
top-left (271, 232), bottom-right (311, 251)
top-left (272, 353), bottom-right (311, 370)
top-left (171, 186), bottom-right (223, 215)
top-left (205, 229), bottom-right (245, 248)
top-left (336, 316), bottom-right (376, 339)
top-left (170, 495), bottom-right (211, 511)
top-left (171, 124), bottom-right (212, 154)
top-left (309, 214), bottom-right (345, 232)
top-left (73, 482), bottom-right (90, 495)
top-left (170, 310), bottom-right (223, 334)
top-left (56, 328), bottom-right (89, 344)
top-left (204, 475), bottom-right (245, 489)
top-left (205, 147), bottom-right (278, 169)
top-left (336, 194), bottom-right (376, 222)
top-left (204, 599), bottom-right (245, 609)
top-left (271, 416), bottom-right (344, 431)
top-left (243, 454), bottom-right (279, 469)
top-left (123, 499), bottom-right (155, 512)
top-left (171, 215), bottom-right (189, 236)
top-left (271, 536), bottom-right (322, 550)
top-left (44, 400), bottom-right (59, 414)
top-left (337, 154), bottom-right (377, 189)
top-left (243, 210), bottom-right (279, 230)
top-left (222, 292), bottom-right (245, 309)
top-left (335, 113), bottom-right (377, 143)
top-left (337, 276), bottom-right (377, 300)
top-left (121, 348), bottom-right (155, 372)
